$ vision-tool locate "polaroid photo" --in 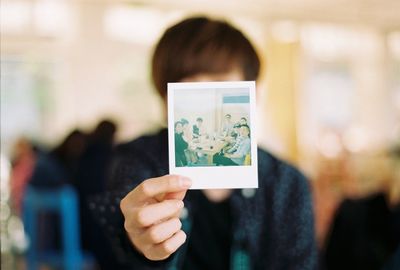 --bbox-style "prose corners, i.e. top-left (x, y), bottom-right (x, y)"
top-left (168, 81), bottom-right (258, 189)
